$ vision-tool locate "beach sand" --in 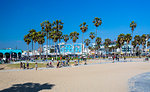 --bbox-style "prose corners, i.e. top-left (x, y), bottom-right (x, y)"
top-left (0, 61), bottom-right (150, 92)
